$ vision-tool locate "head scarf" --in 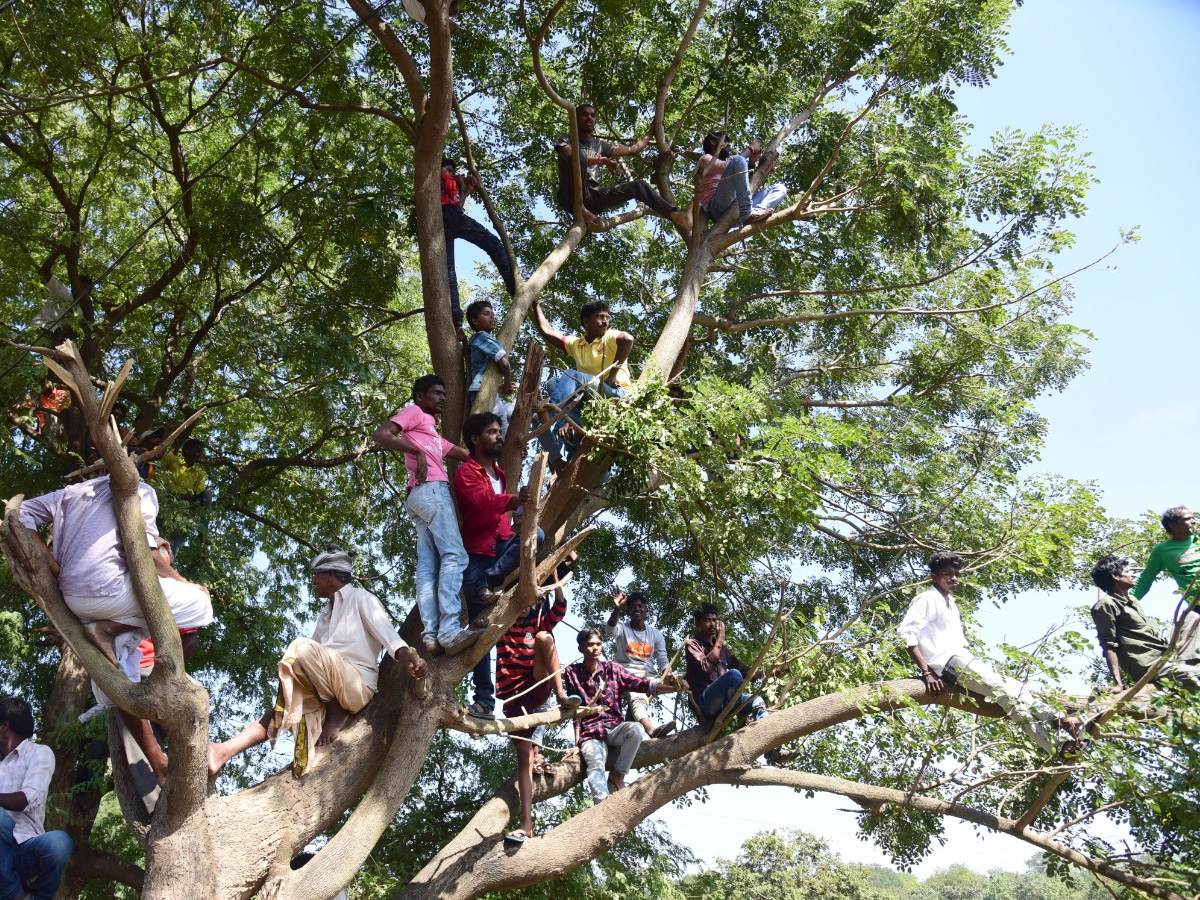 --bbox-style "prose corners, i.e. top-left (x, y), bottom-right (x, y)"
top-left (310, 547), bottom-right (355, 576)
